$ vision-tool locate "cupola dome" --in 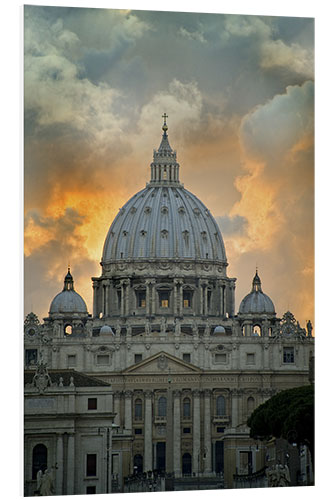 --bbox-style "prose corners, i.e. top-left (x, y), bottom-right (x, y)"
top-left (238, 271), bottom-right (275, 314)
top-left (49, 268), bottom-right (88, 316)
